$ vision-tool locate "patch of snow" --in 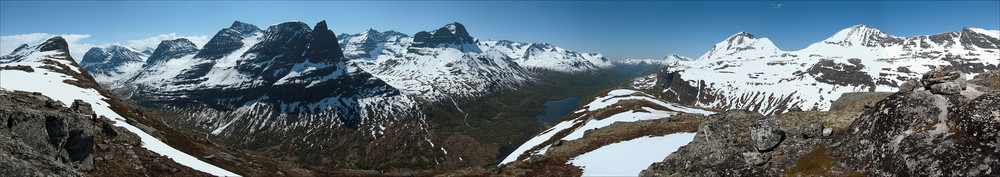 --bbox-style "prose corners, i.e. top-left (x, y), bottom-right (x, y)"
top-left (569, 133), bottom-right (696, 176)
